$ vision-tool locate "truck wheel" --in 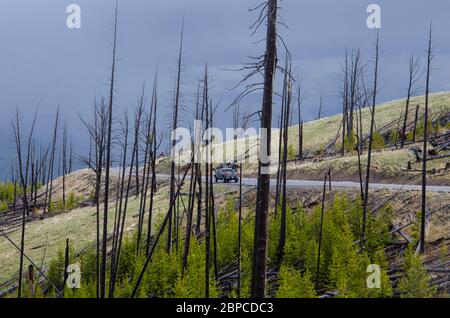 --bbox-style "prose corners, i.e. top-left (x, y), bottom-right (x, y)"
top-left (234, 178), bottom-right (238, 183)
top-left (215, 178), bottom-right (218, 183)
